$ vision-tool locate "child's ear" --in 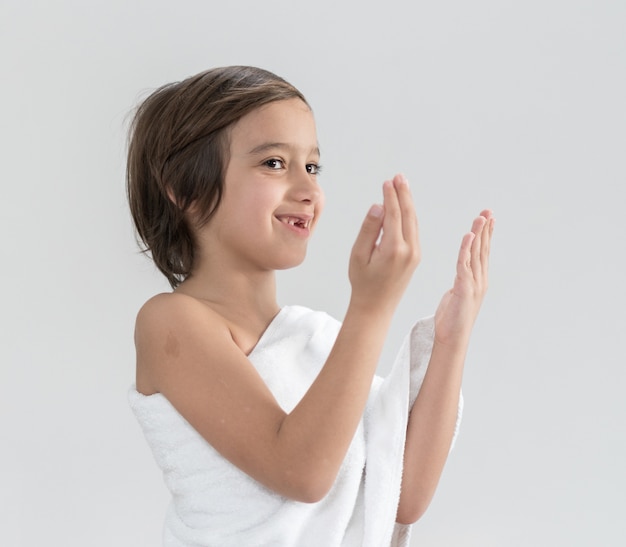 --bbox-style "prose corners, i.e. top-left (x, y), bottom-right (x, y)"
top-left (166, 186), bottom-right (193, 210)
top-left (166, 186), bottom-right (202, 222)
top-left (166, 186), bottom-right (180, 207)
